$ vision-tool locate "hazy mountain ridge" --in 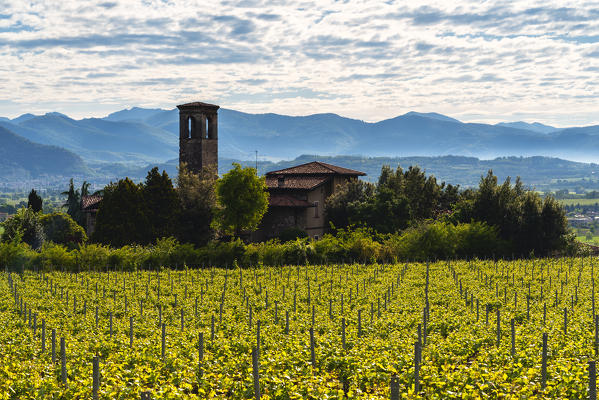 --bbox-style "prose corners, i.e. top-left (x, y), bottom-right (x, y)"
top-left (5, 107), bottom-right (599, 164)
top-left (3, 106), bottom-right (599, 189)
top-left (0, 112), bottom-right (177, 163)
top-left (496, 121), bottom-right (559, 134)
top-left (0, 125), bottom-right (87, 180)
